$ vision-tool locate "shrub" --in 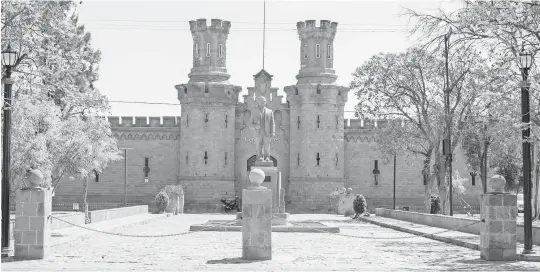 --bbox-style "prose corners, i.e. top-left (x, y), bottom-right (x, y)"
top-left (154, 190), bottom-right (169, 213)
top-left (430, 194), bottom-right (441, 214)
top-left (353, 194), bottom-right (367, 217)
